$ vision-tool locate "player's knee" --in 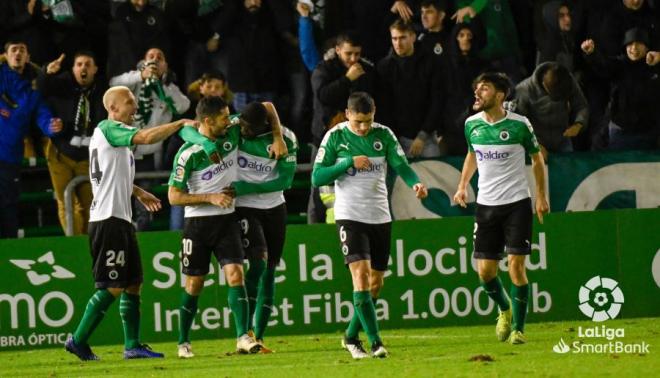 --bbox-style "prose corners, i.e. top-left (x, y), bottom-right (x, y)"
top-left (123, 284), bottom-right (142, 296)
top-left (186, 276), bottom-right (205, 295)
top-left (225, 265), bottom-right (244, 286)
top-left (508, 259), bottom-right (527, 285)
